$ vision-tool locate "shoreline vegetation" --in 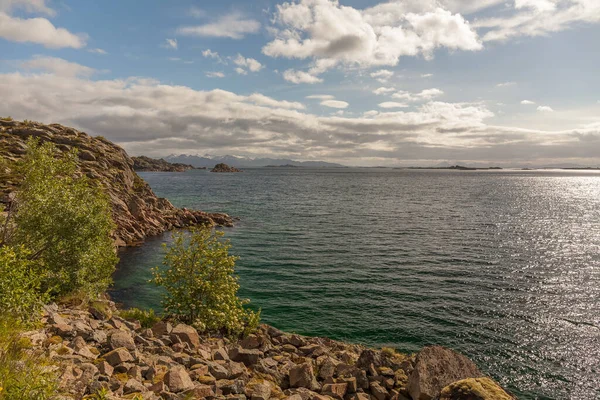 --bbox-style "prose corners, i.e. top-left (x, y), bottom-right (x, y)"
top-left (1, 119), bottom-right (514, 399)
